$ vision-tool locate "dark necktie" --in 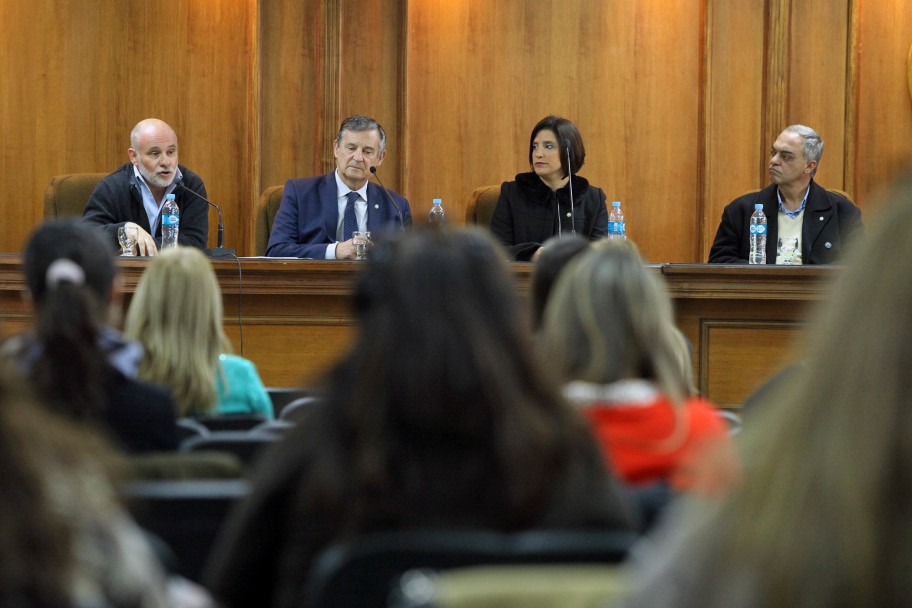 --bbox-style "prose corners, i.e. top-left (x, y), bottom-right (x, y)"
top-left (343, 191), bottom-right (359, 241)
